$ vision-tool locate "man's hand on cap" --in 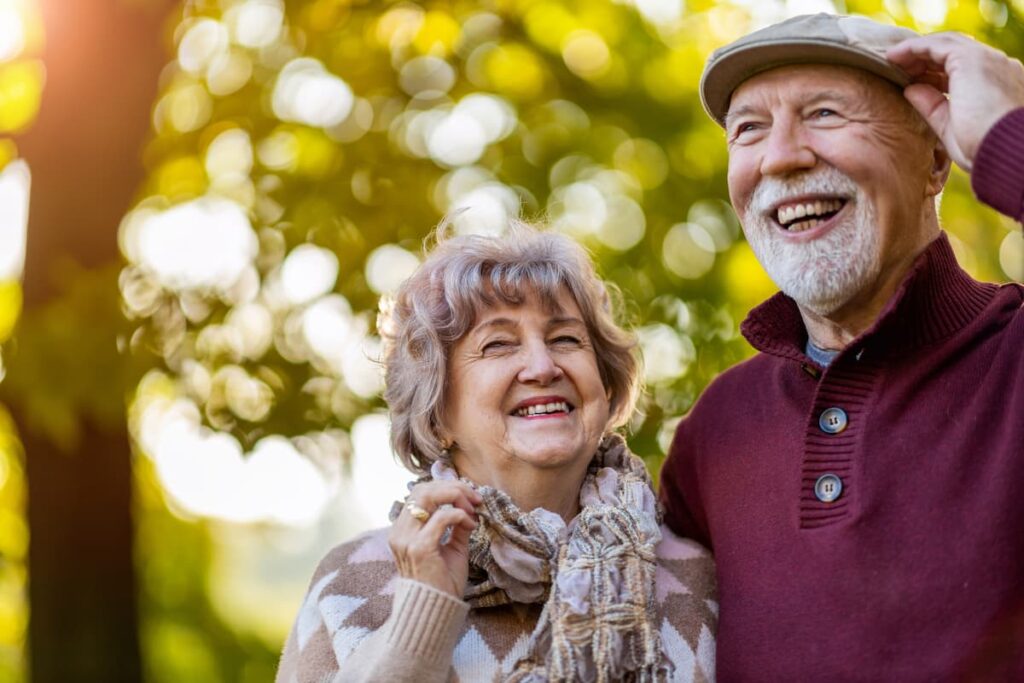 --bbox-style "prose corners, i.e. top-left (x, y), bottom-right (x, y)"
top-left (887, 32), bottom-right (1024, 173)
